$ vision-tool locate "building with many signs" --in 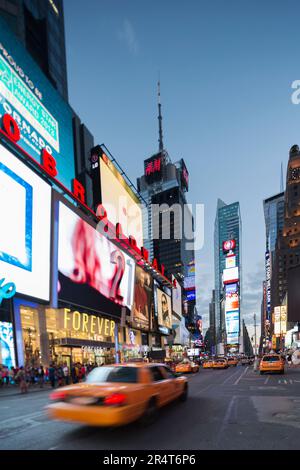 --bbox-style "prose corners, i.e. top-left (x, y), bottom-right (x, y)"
top-left (214, 199), bottom-right (242, 354)
top-left (0, 0), bottom-right (68, 100)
